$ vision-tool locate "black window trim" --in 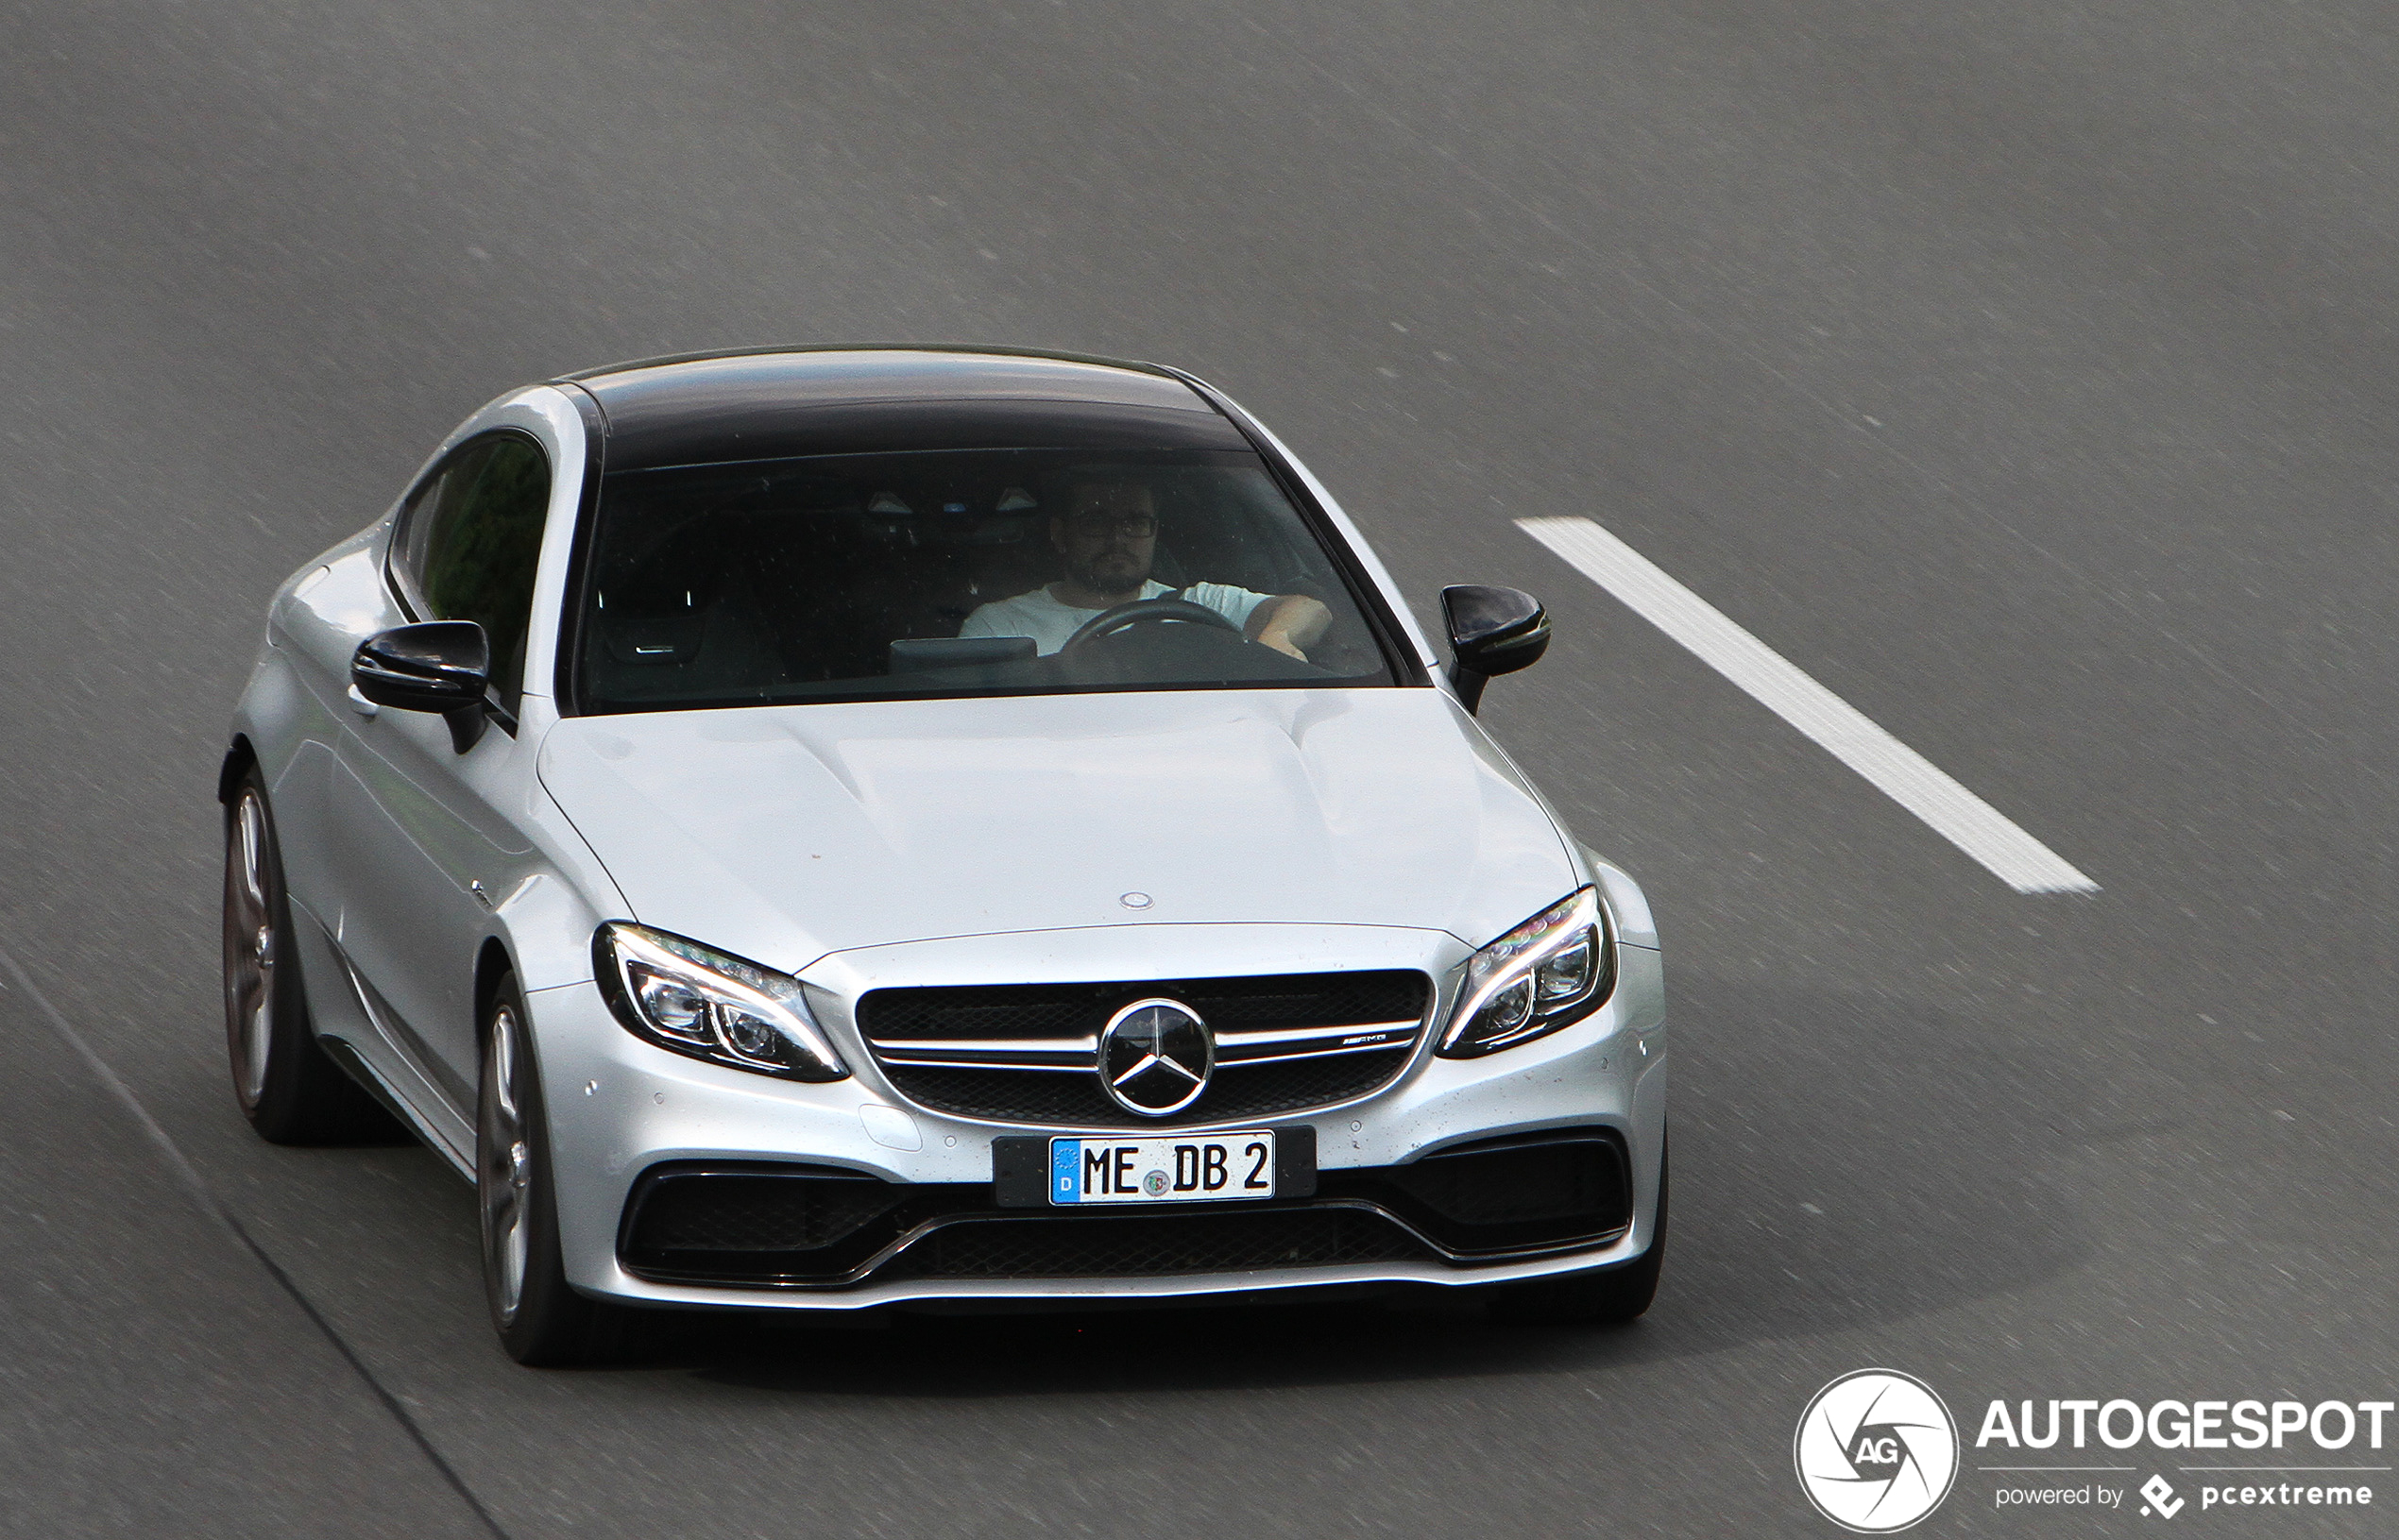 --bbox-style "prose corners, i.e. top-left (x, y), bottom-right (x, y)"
top-left (552, 384), bottom-right (609, 716)
top-left (382, 424), bottom-right (554, 732)
top-left (383, 426), bottom-right (553, 619)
